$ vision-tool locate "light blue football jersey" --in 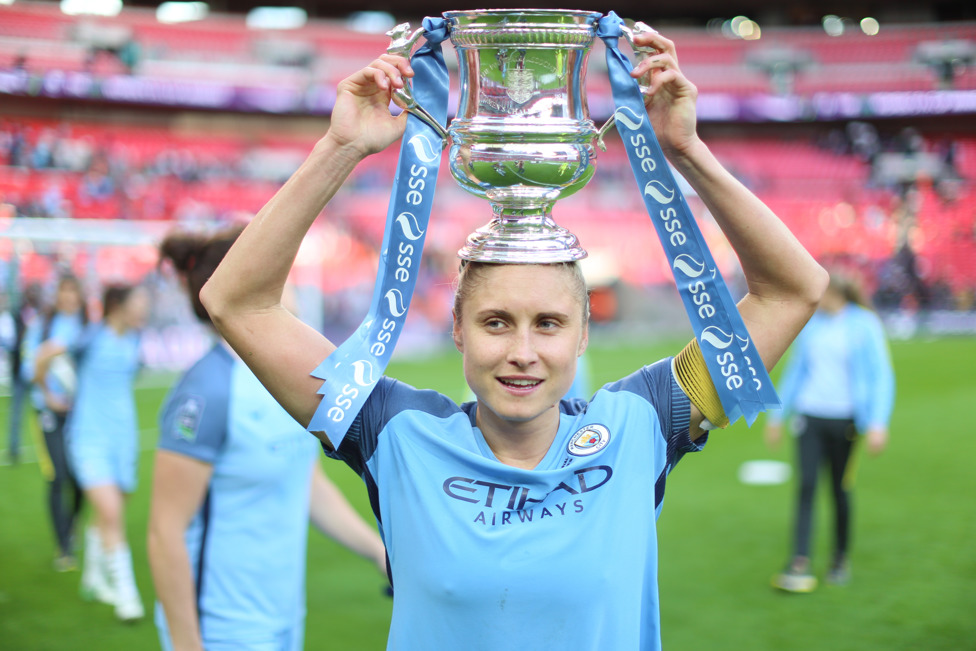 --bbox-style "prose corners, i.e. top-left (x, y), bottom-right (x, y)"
top-left (155, 345), bottom-right (319, 646)
top-left (68, 324), bottom-right (141, 450)
top-left (21, 312), bottom-right (85, 409)
top-left (327, 358), bottom-right (703, 651)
